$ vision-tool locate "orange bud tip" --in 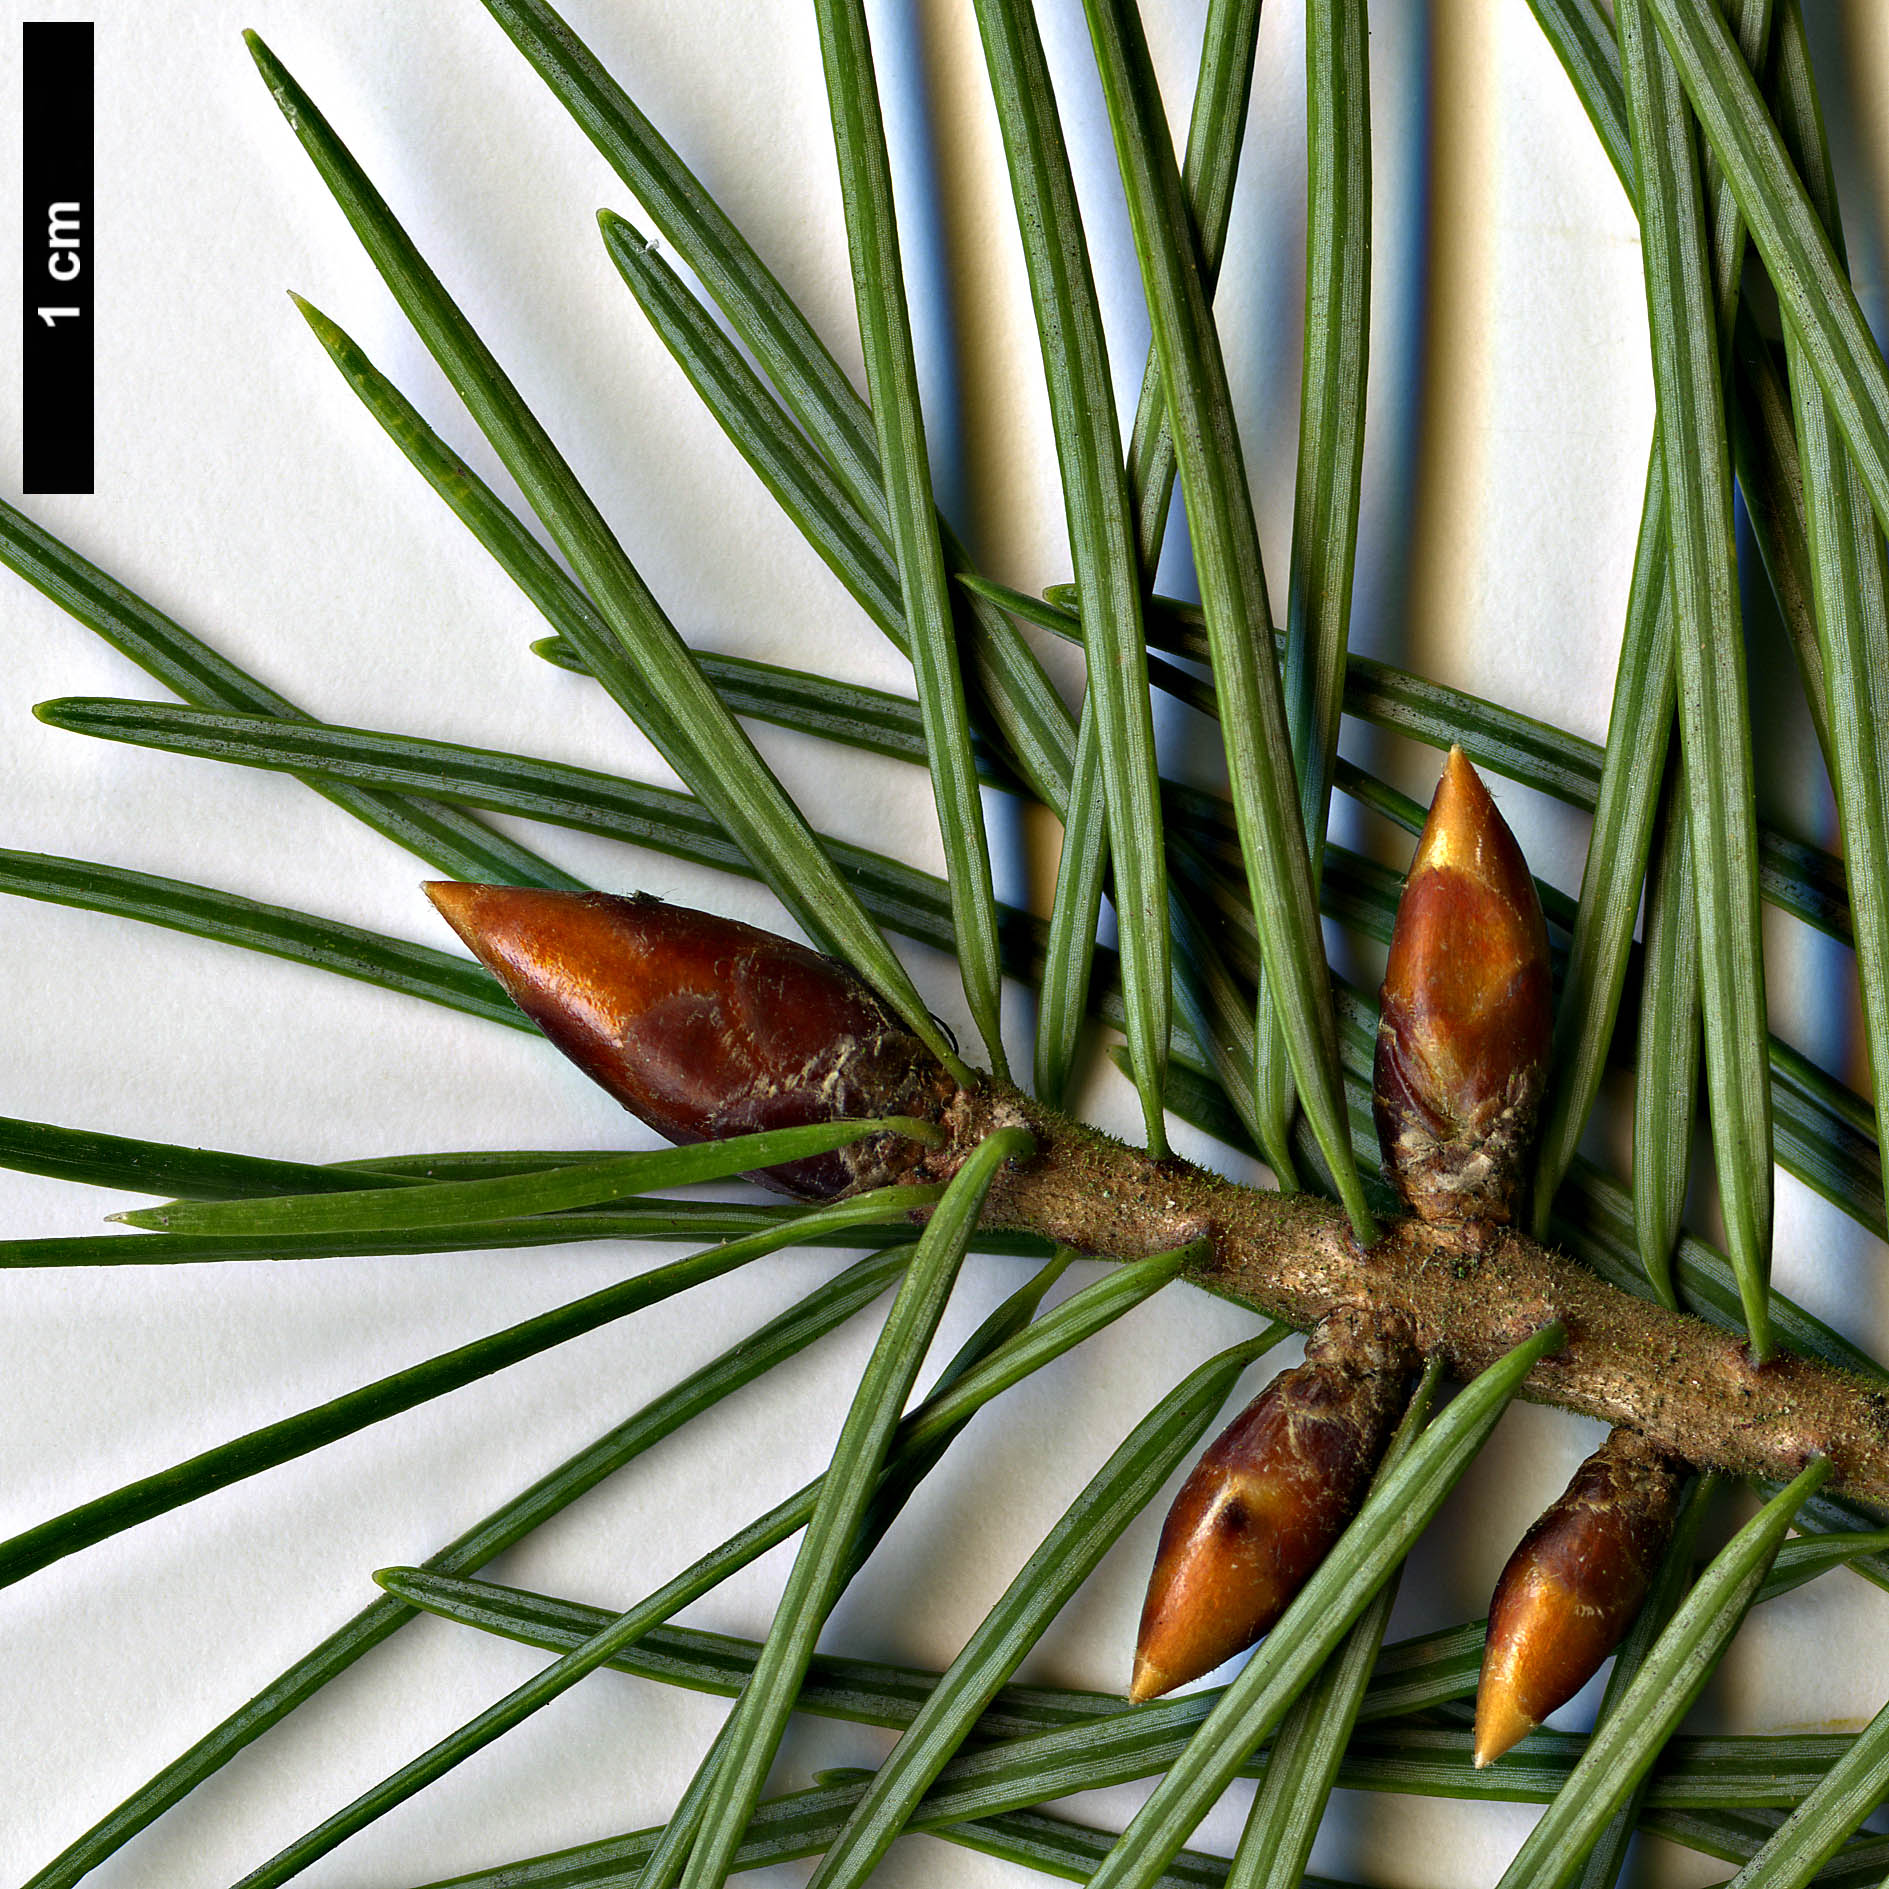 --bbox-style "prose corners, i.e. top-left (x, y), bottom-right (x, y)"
top-left (1473, 1428), bottom-right (1684, 1767)
top-left (1130, 1308), bottom-right (1418, 1699)
top-left (1374, 748), bottom-right (1552, 1229)
top-left (426, 884), bottom-right (954, 1199)
top-left (1472, 1689), bottom-right (1540, 1770)
top-left (421, 880), bottom-right (479, 927)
